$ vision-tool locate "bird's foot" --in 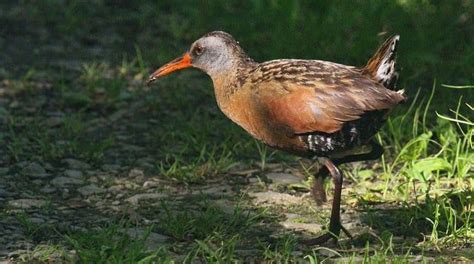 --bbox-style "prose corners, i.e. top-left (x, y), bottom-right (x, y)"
top-left (302, 222), bottom-right (353, 245)
top-left (303, 232), bottom-right (337, 245)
